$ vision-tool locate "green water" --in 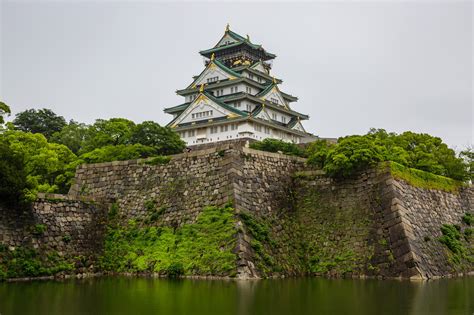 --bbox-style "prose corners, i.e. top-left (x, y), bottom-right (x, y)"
top-left (0, 277), bottom-right (472, 315)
